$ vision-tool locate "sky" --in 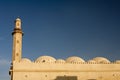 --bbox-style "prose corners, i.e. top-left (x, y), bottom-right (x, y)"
top-left (0, 0), bottom-right (120, 80)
